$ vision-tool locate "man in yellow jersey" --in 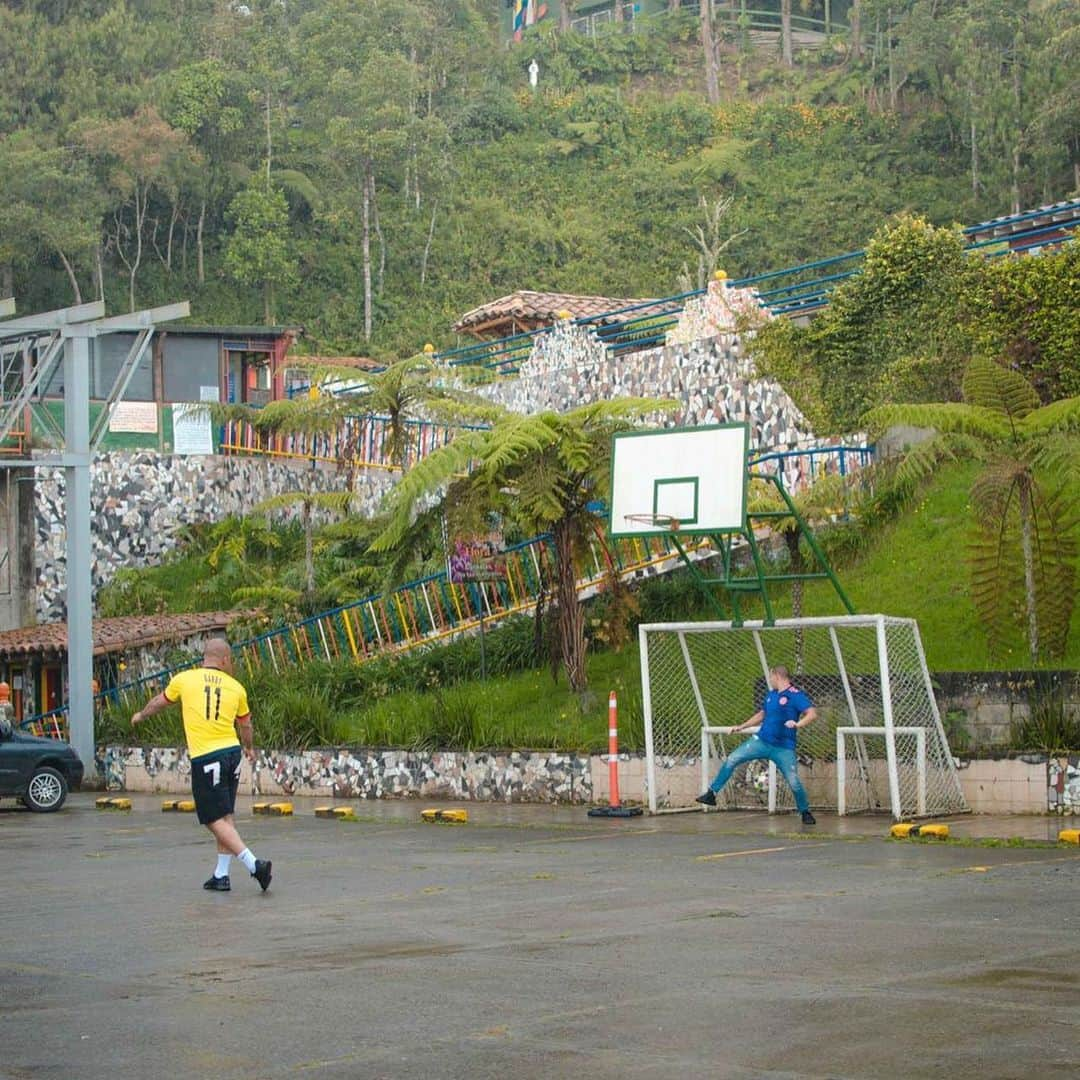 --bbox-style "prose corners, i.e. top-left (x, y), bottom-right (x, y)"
top-left (132, 639), bottom-right (272, 893)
